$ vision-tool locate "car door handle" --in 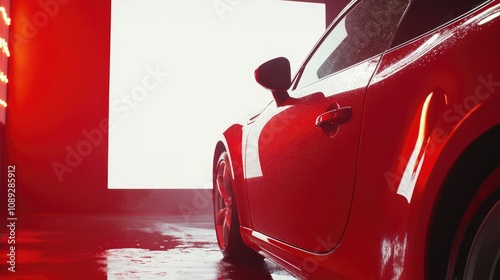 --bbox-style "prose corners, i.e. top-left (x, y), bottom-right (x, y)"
top-left (315, 107), bottom-right (352, 128)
